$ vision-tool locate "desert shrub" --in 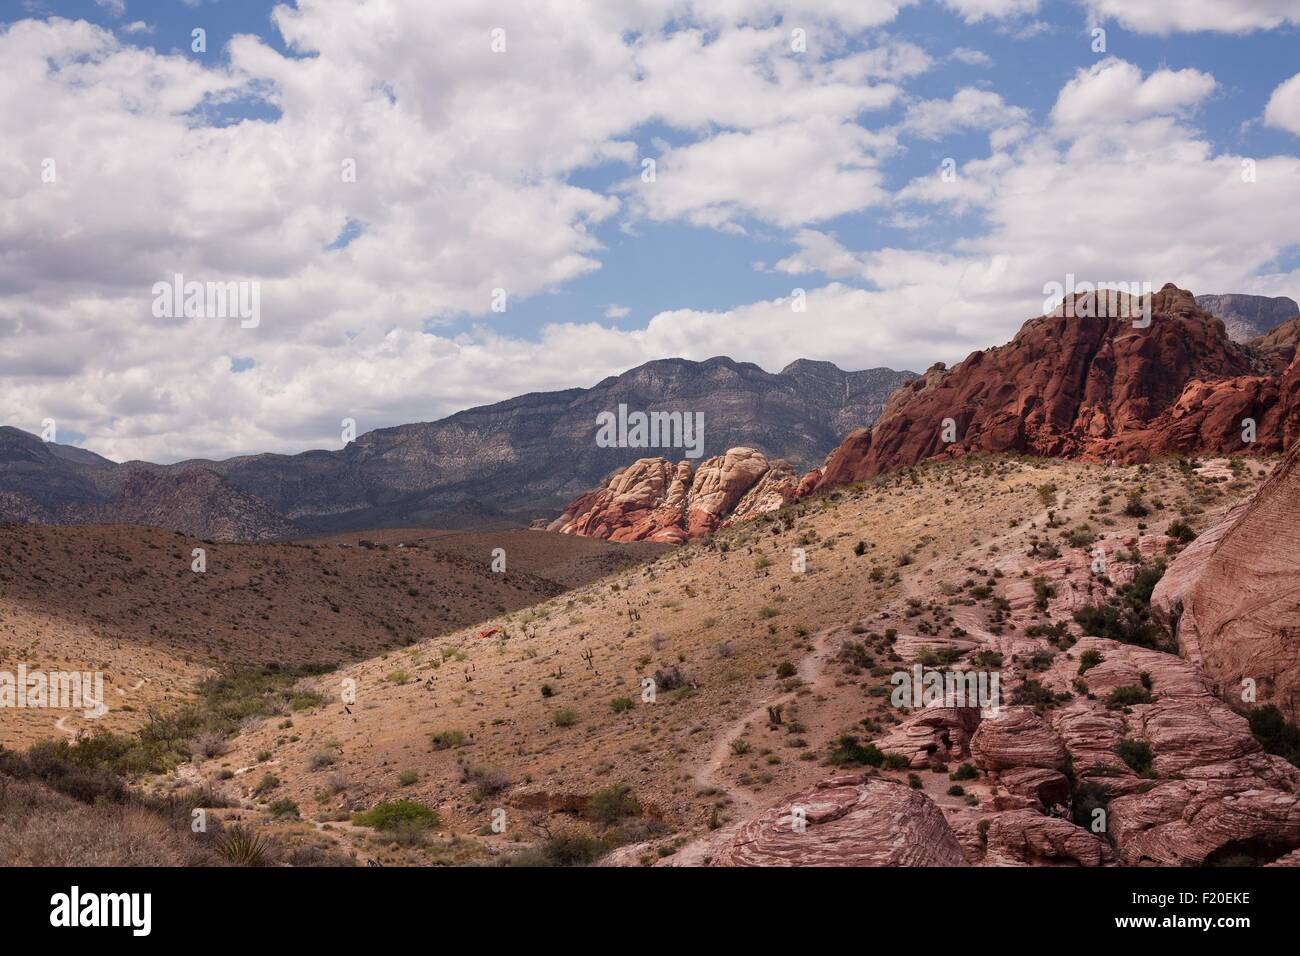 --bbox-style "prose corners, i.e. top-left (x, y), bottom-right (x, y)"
top-left (1165, 520), bottom-right (1197, 544)
top-left (1114, 738), bottom-right (1155, 777)
top-left (1123, 494), bottom-right (1150, 517)
top-left (398, 770), bottom-right (419, 786)
top-left (429, 730), bottom-right (468, 750)
top-left (587, 783), bottom-right (641, 825)
top-left (1078, 649), bottom-right (1103, 675)
top-left (553, 708), bottom-right (579, 727)
top-left (950, 763), bottom-right (978, 781)
top-left (1247, 705), bottom-right (1300, 767)
top-left (462, 763), bottom-right (509, 799)
top-left (352, 799), bottom-right (440, 831)
top-left (252, 773), bottom-right (279, 797)
top-left (609, 697), bottom-right (634, 713)
top-left (1071, 782), bottom-right (1111, 830)
top-left (1106, 685), bottom-right (1153, 709)
top-left (775, 661), bottom-right (797, 678)
top-left (827, 735), bottom-right (884, 767)
top-left (1032, 576), bottom-right (1055, 612)
top-left (218, 824), bottom-right (273, 866)
top-left (268, 798), bottom-right (300, 819)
